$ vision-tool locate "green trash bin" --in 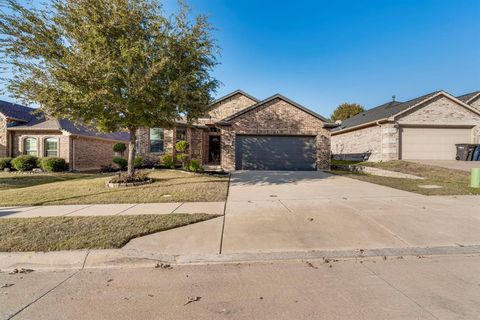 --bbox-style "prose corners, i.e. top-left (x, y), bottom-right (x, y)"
top-left (471, 168), bottom-right (480, 188)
